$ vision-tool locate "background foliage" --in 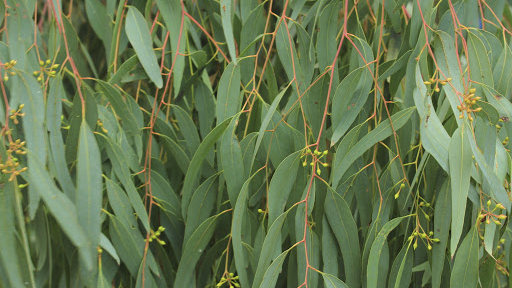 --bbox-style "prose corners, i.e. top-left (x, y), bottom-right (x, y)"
top-left (2, 0), bottom-right (512, 287)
